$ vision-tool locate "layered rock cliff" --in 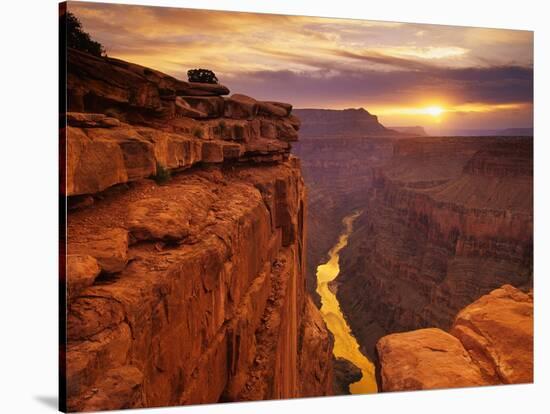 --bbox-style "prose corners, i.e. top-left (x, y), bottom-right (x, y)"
top-left (61, 48), bottom-right (332, 411)
top-left (293, 108), bottom-right (401, 138)
top-left (292, 136), bottom-right (395, 303)
top-left (377, 285), bottom-right (533, 391)
top-left (337, 136), bottom-right (533, 359)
